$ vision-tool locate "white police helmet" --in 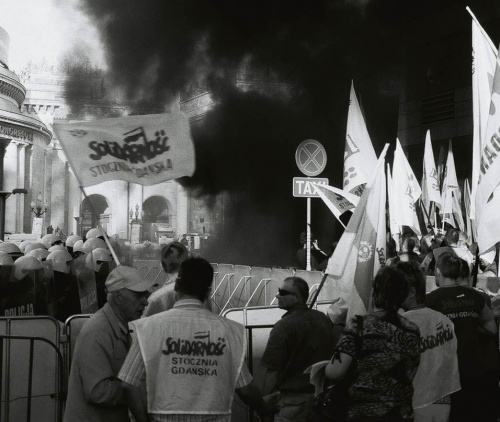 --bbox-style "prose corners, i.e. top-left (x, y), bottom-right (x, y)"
top-left (85, 248), bottom-right (112, 272)
top-left (65, 235), bottom-right (82, 248)
top-left (14, 256), bottom-right (43, 280)
top-left (46, 250), bottom-right (73, 274)
top-left (41, 234), bottom-right (60, 249)
top-left (82, 238), bottom-right (107, 254)
top-left (26, 248), bottom-right (51, 262)
top-left (86, 228), bottom-right (105, 239)
top-left (48, 244), bottom-right (66, 253)
top-left (0, 251), bottom-right (14, 265)
top-left (24, 242), bottom-right (47, 253)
